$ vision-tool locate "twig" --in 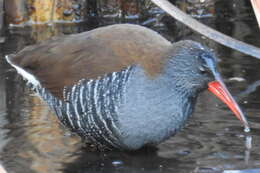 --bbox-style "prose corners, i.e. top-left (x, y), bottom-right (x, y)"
top-left (237, 80), bottom-right (260, 100)
top-left (150, 0), bottom-right (260, 59)
top-left (50, 0), bottom-right (56, 24)
top-left (251, 0), bottom-right (260, 28)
